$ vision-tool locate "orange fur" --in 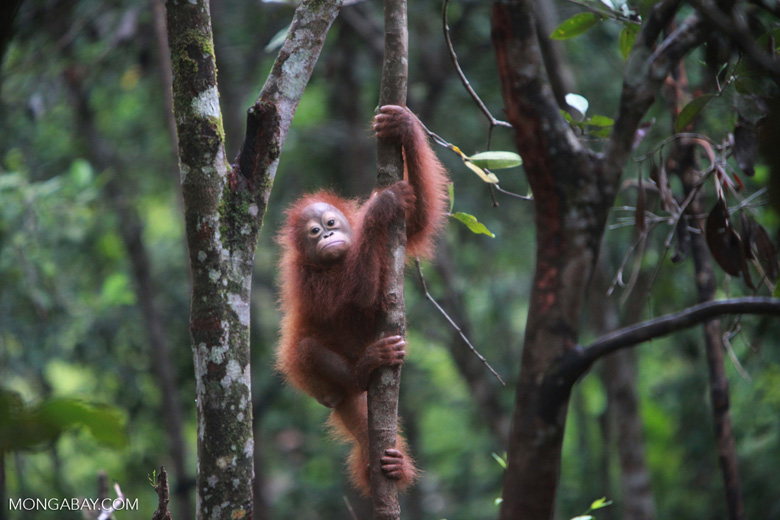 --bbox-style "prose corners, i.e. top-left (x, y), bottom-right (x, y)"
top-left (276, 106), bottom-right (447, 494)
